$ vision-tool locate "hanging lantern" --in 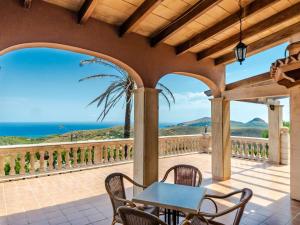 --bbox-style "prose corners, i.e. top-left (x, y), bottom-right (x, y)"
top-left (235, 0), bottom-right (247, 65)
top-left (235, 41), bottom-right (247, 65)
